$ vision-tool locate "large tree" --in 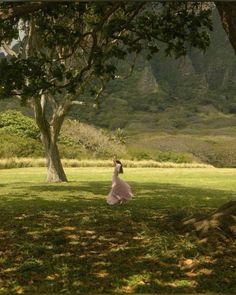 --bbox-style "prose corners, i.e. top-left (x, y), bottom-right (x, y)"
top-left (0, 2), bottom-right (212, 182)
